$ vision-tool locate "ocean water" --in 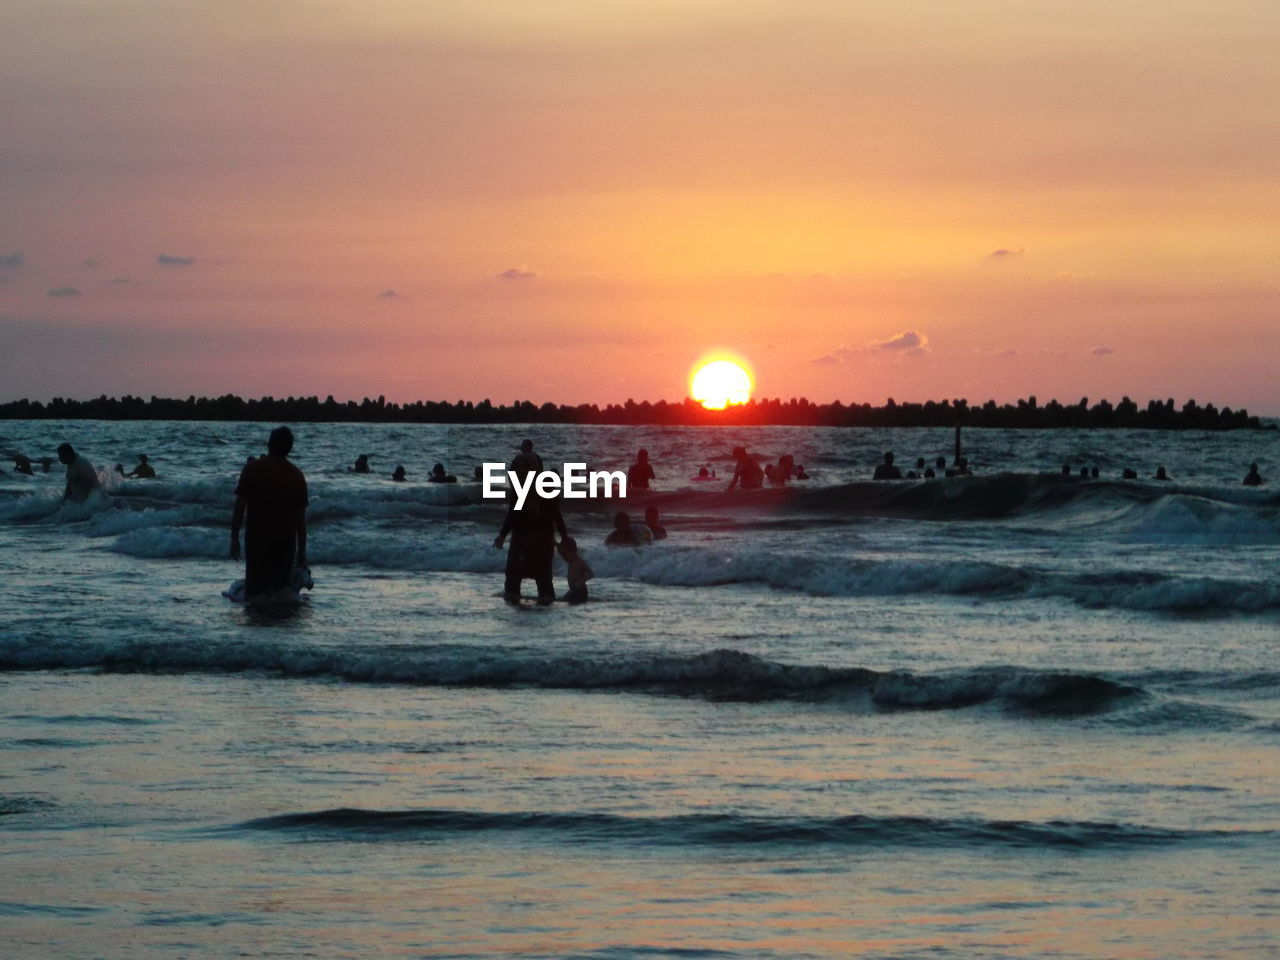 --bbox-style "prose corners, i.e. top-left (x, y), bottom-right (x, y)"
top-left (2, 419), bottom-right (1278, 959)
